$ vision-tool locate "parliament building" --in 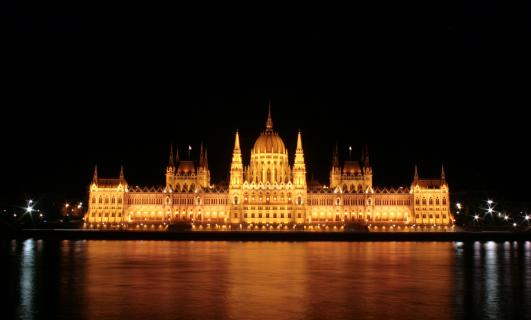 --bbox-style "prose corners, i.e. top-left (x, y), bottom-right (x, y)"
top-left (84, 108), bottom-right (454, 231)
